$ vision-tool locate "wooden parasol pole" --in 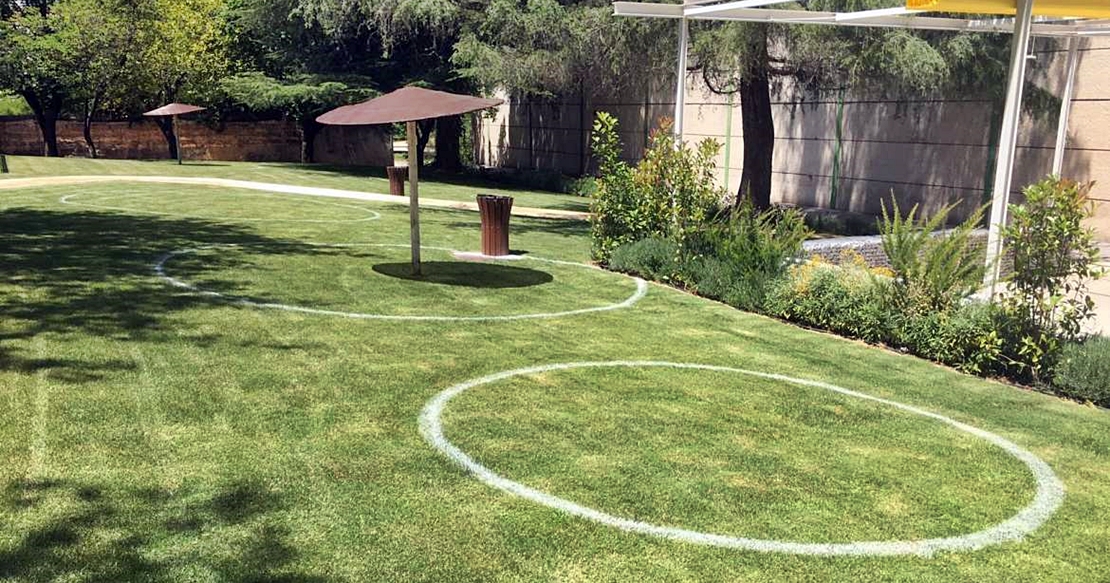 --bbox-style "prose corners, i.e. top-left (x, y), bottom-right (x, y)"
top-left (406, 120), bottom-right (422, 275)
